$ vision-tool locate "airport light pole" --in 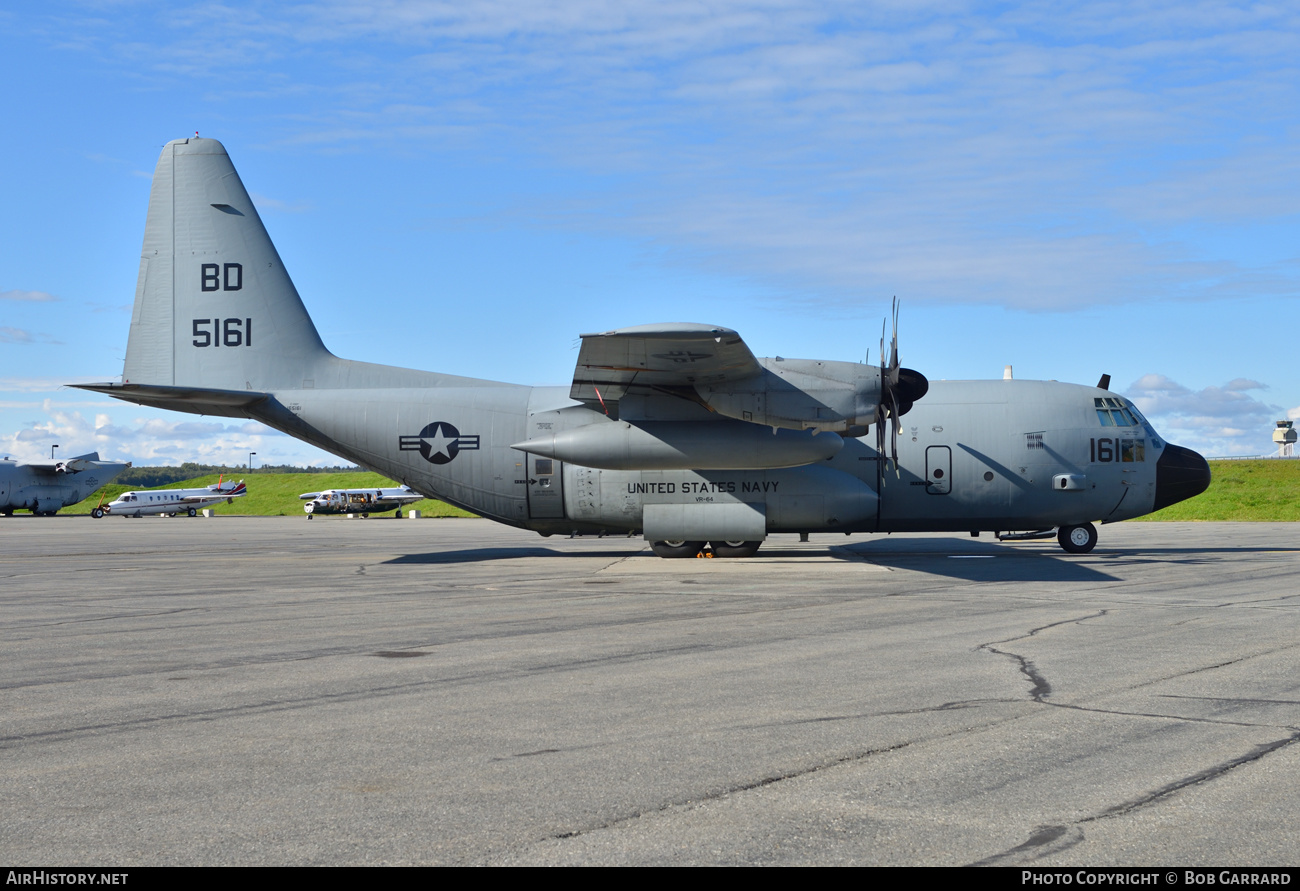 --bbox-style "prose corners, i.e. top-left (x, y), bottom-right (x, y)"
top-left (249, 451), bottom-right (256, 472)
top-left (51, 444), bottom-right (58, 460)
